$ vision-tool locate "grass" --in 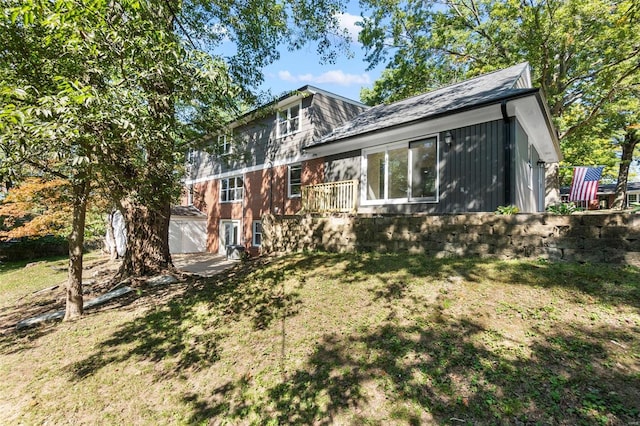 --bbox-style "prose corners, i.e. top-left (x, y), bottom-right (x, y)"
top-left (1, 252), bottom-right (639, 425)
